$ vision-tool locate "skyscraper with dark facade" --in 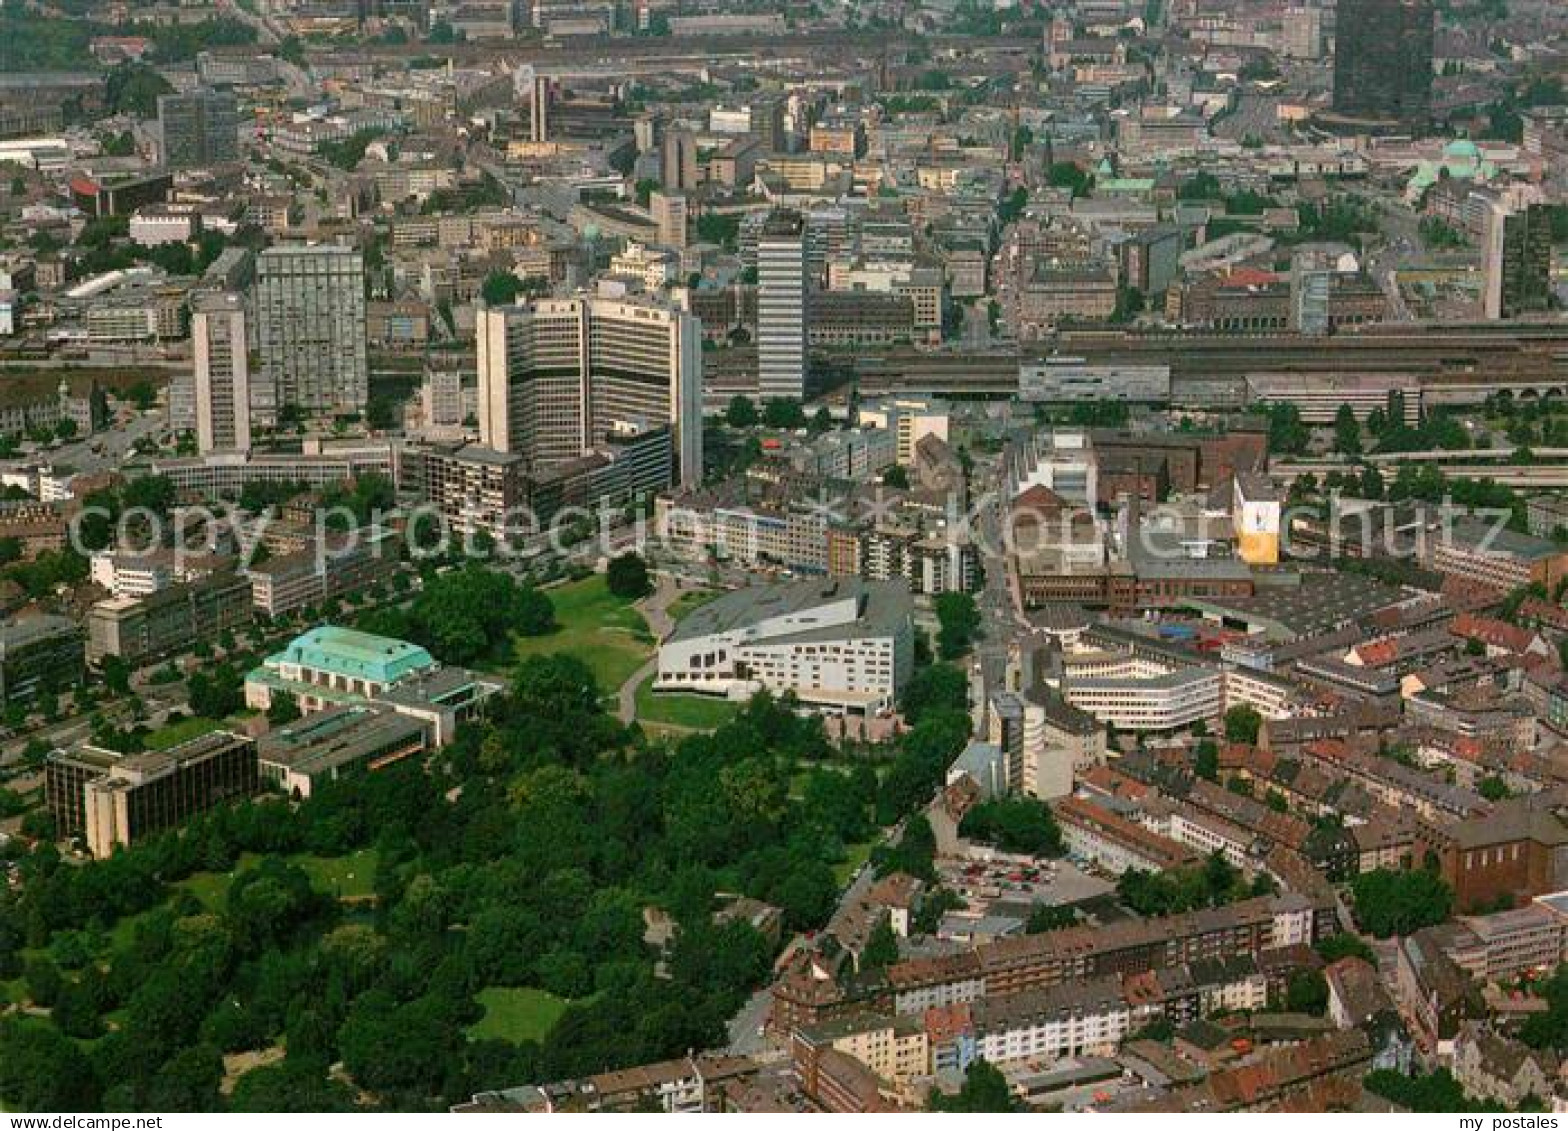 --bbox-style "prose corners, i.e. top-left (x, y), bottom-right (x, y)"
top-left (157, 90), bottom-right (239, 169)
top-left (1332, 0), bottom-right (1435, 130)
top-left (1484, 193), bottom-right (1554, 320)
